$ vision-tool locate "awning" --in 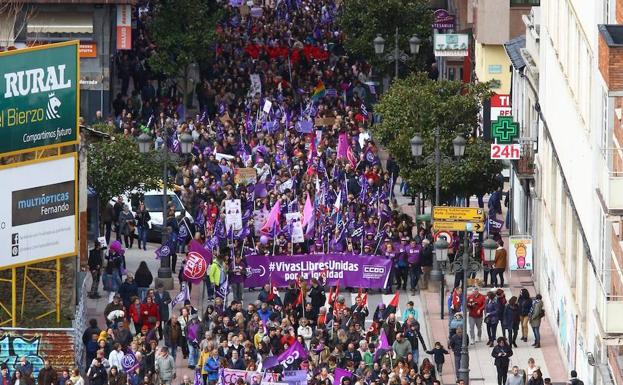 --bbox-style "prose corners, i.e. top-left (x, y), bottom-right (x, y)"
top-left (27, 12), bottom-right (93, 34)
top-left (503, 35), bottom-right (527, 71)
